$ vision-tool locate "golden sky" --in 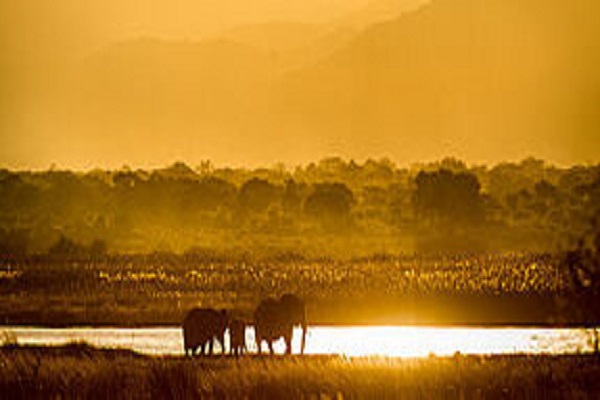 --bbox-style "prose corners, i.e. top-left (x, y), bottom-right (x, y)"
top-left (1, 0), bottom-right (598, 170)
